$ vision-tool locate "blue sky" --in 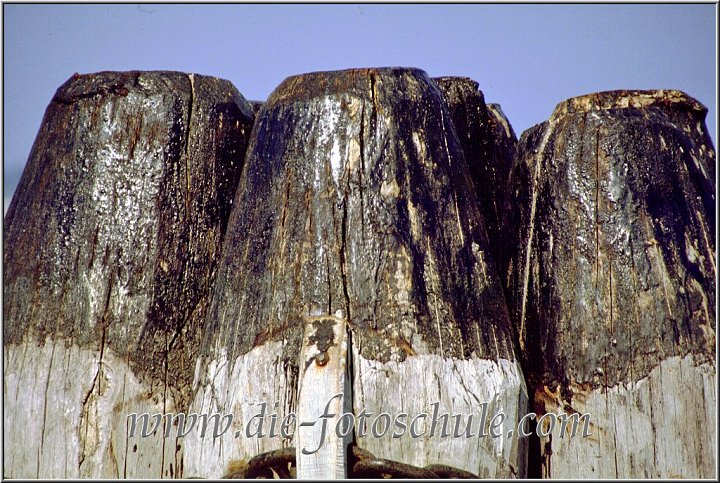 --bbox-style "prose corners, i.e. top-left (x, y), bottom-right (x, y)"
top-left (3, 4), bottom-right (717, 209)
